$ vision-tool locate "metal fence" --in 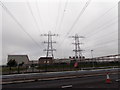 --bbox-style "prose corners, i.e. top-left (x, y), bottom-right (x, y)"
top-left (2, 61), bottom-right (119, 75)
